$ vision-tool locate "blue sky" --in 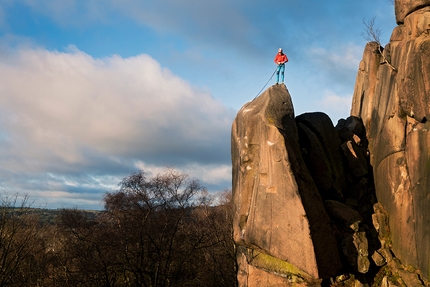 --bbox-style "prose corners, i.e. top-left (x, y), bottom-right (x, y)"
top-left (0, 1), bottom-right (396, 209)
